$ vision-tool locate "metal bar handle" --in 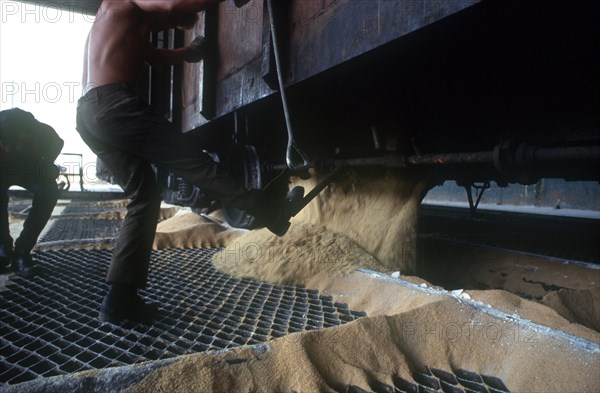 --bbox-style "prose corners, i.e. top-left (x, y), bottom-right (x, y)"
top-left (266, 0), bottom-right (310, 170)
